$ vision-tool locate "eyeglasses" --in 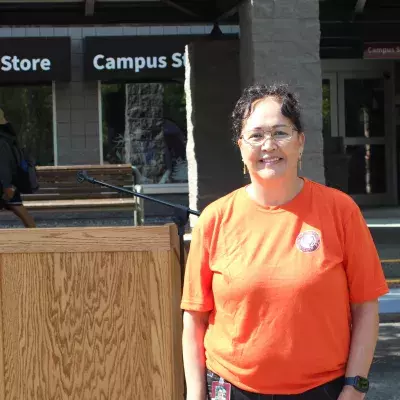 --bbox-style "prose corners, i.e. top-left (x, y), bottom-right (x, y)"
top-left (240, 126), bottom-right (297, 147)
